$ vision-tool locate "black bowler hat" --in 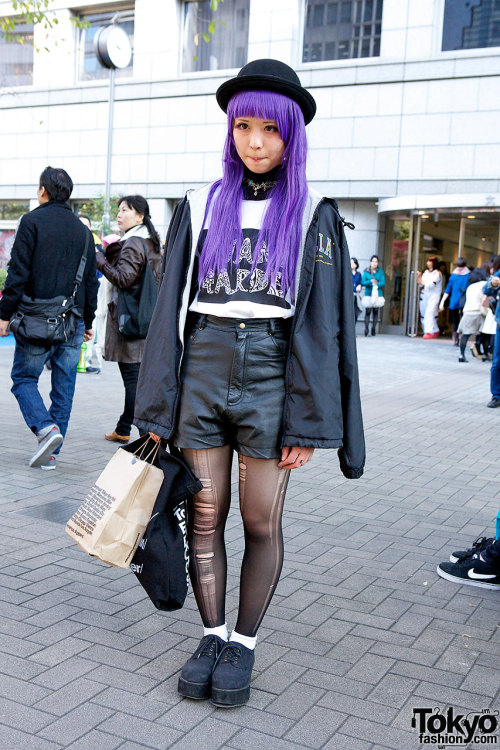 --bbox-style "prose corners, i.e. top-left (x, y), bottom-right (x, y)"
top-left (216, 59), bottom-right (316, 125)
